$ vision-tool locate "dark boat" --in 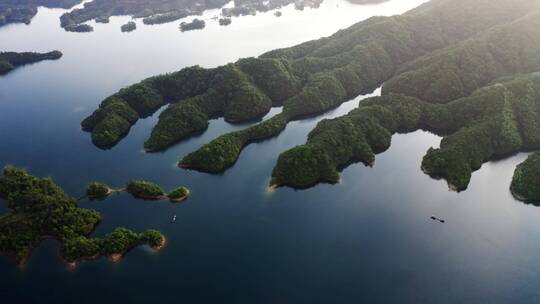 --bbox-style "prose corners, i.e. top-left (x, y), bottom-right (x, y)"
top-left (430, 215), bottom-right (445, 223)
